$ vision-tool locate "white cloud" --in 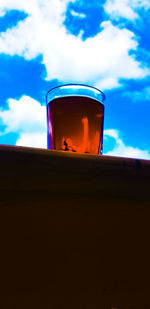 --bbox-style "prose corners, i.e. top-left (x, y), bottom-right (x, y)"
top-left (0, 95), bottom-right (47, 148)
top-left (0, 95), bottom-right (46, 133)
top-left (104, 129), bottom-right (120, 140)
top-left (104, 0), bottom-right (137, 20)
top-left (0, 0), bottom-right (71, 23)
top-left (70, 10), bottom-right (86, 18)
top-left (104, 0), bottom-right (150, 21)
top-left (104, 129), bottom-right (150, 160)
top-left (16, 132), bottom-right (47, 148)
top-left (0, 0), bottom-right (149, 90)
top-left (95, 76), bottom-right (121, 90)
